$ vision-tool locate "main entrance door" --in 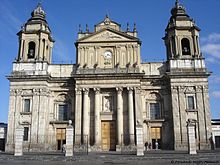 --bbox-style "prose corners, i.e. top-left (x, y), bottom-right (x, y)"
top-left (101, 121), bottom-right (116, 151)
top-left (56, 128), bottom-right (66, 150)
